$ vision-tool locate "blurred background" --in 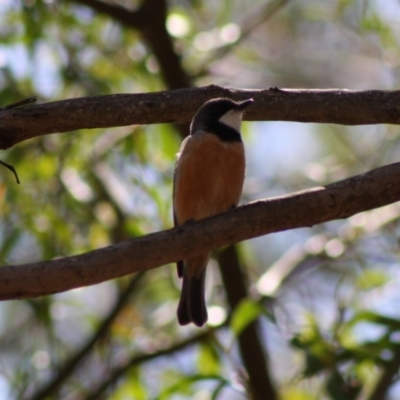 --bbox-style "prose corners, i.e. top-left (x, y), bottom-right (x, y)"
top-left (1, 0), bottom-right (400, 399)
